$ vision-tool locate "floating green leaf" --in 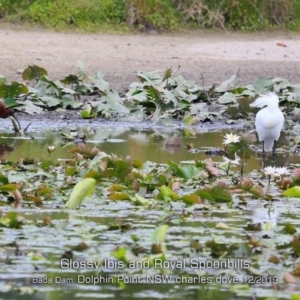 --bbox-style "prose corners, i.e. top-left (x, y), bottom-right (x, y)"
top-left (108, 192), bottom-right (130, 201)
top-left (157, 186), bottom-right (179, 201)
top-left (0, 183), bottom-right (19, 191)
top-left (283, 186), bottom-right (300, 198)
top-left (181, 194), bottom-right (202, 206)
top-left (168, 161), bottom-right (199, 180)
